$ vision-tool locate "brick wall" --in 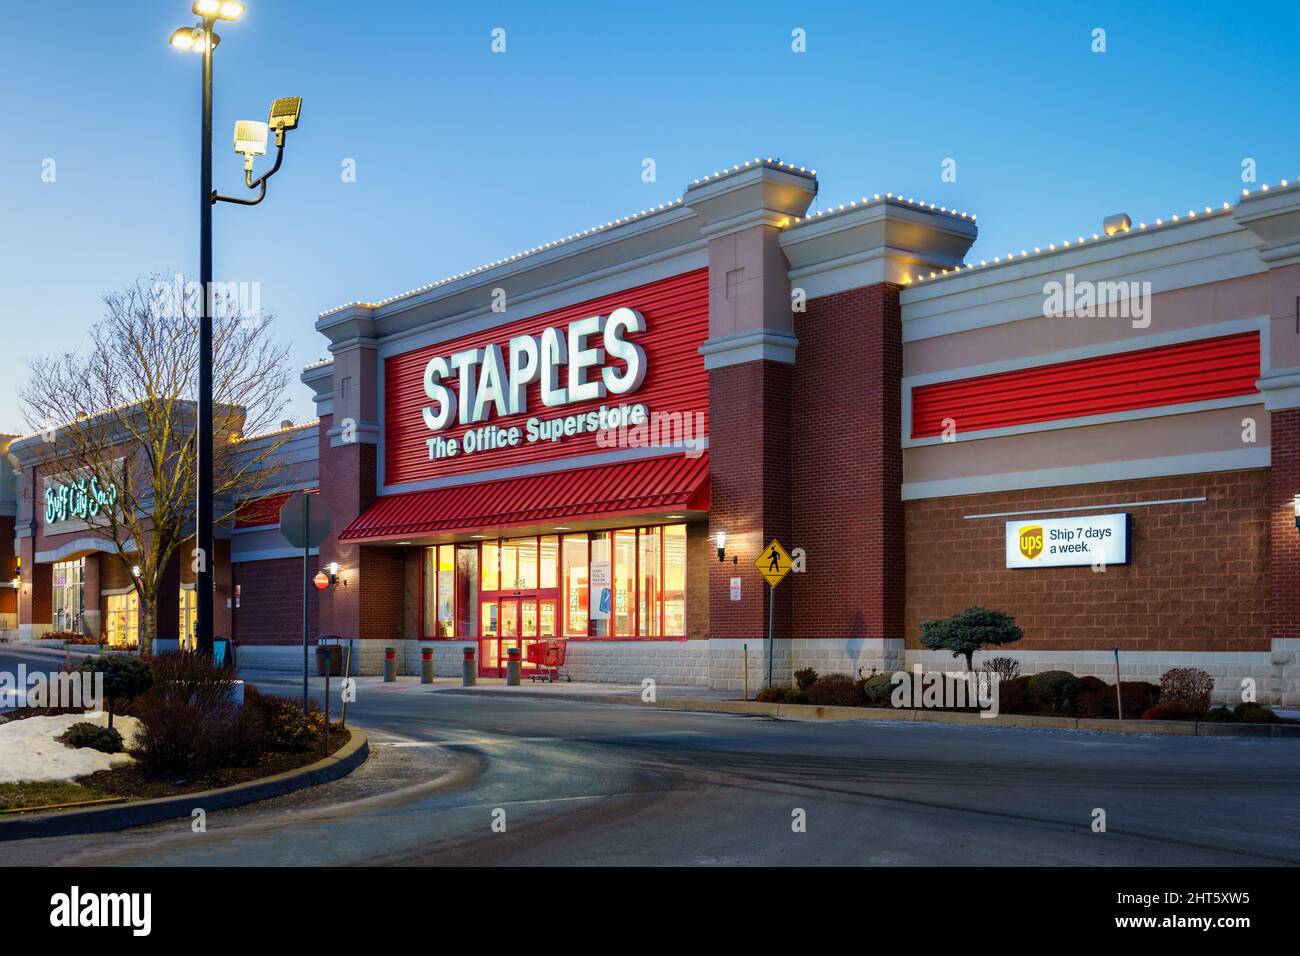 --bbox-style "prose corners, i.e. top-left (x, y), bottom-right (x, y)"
top-left (708, 361), bottom-right (792, 641)
top-left (790, 283), bottom-right (905, 640)
top-left (905, 469), bottom-right (1270, 653)
top-left (1270, 408), bottom-right (1300, 639)
top-left (232, 556), bottom-right (320, 646)
top-left (358, 544), bottom-right (406, 641)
